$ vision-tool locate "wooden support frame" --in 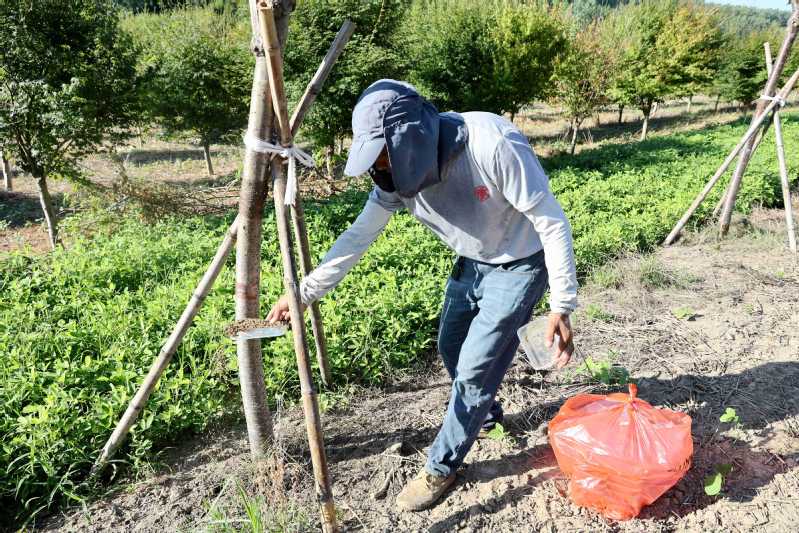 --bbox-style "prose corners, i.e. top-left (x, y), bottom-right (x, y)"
top-left (257, 4), bottom-right (337, 530)
top-left (94, 19), bottom-right (355, 471)
top-left (663, 67), bottom-right (799, 246)
top-left (717, 4), bottom-right (799, 237)
top-left (765, 42), bottom-right (798, 254)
